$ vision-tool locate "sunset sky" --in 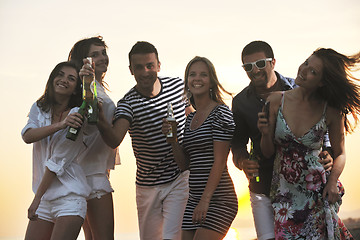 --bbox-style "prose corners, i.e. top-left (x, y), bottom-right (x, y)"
top-left (1, 0), bottom-right (359, 239)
